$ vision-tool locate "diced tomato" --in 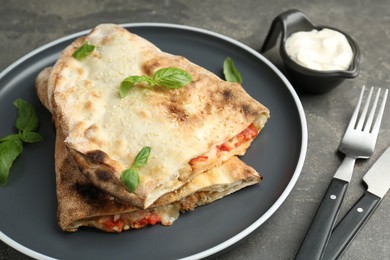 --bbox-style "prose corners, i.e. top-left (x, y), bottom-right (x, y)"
top-left (141, 214), bottom-right (161, 225)
top-left (216, 142), bottom-right (233, 158)
top-left (217, 142), bottom-right (233, 152)
top-left (235, 124), bottom-right (258, 147)
top-left (235, 132), bottom-right (246, 147)
top-left (133, 214), bottom-right (161, 228)
top-left (243, 124), bottom-right (258, 139)
top-left (103, 218), bottom-right (124, 232)
top-left (189, 155), bottom-right (208, 166)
